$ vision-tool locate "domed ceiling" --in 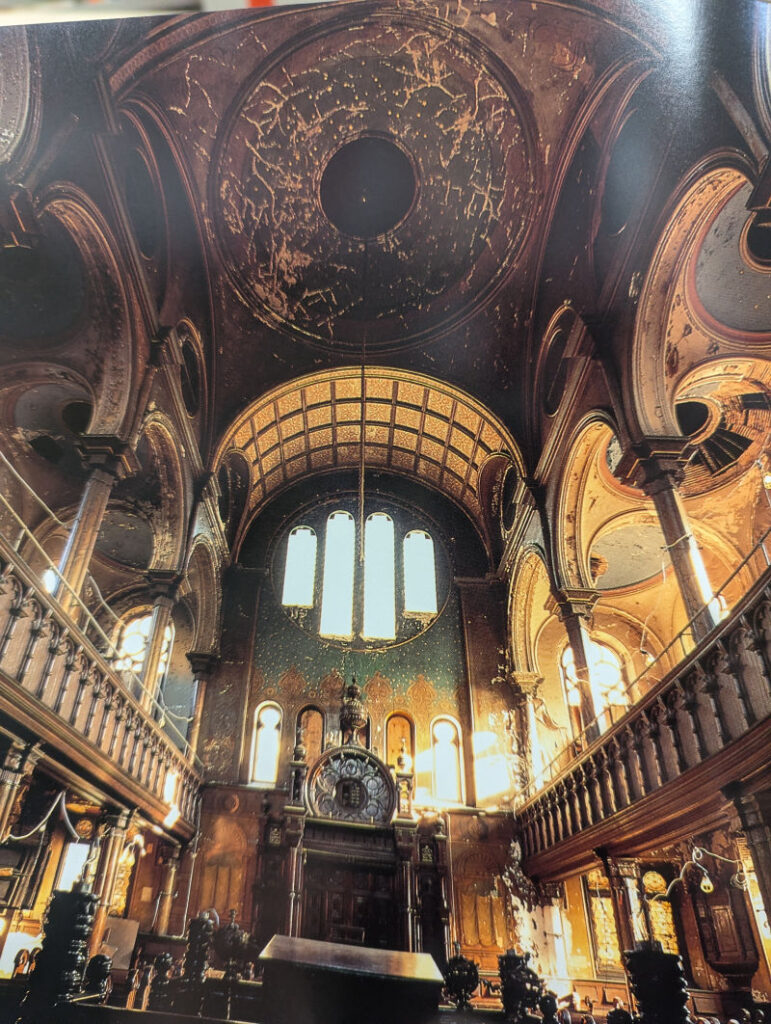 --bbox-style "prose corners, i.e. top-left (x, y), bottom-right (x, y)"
top-left (109, 0), bottom-right (650, 437)
top-left (213, 17), bottom-right (535, 351)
